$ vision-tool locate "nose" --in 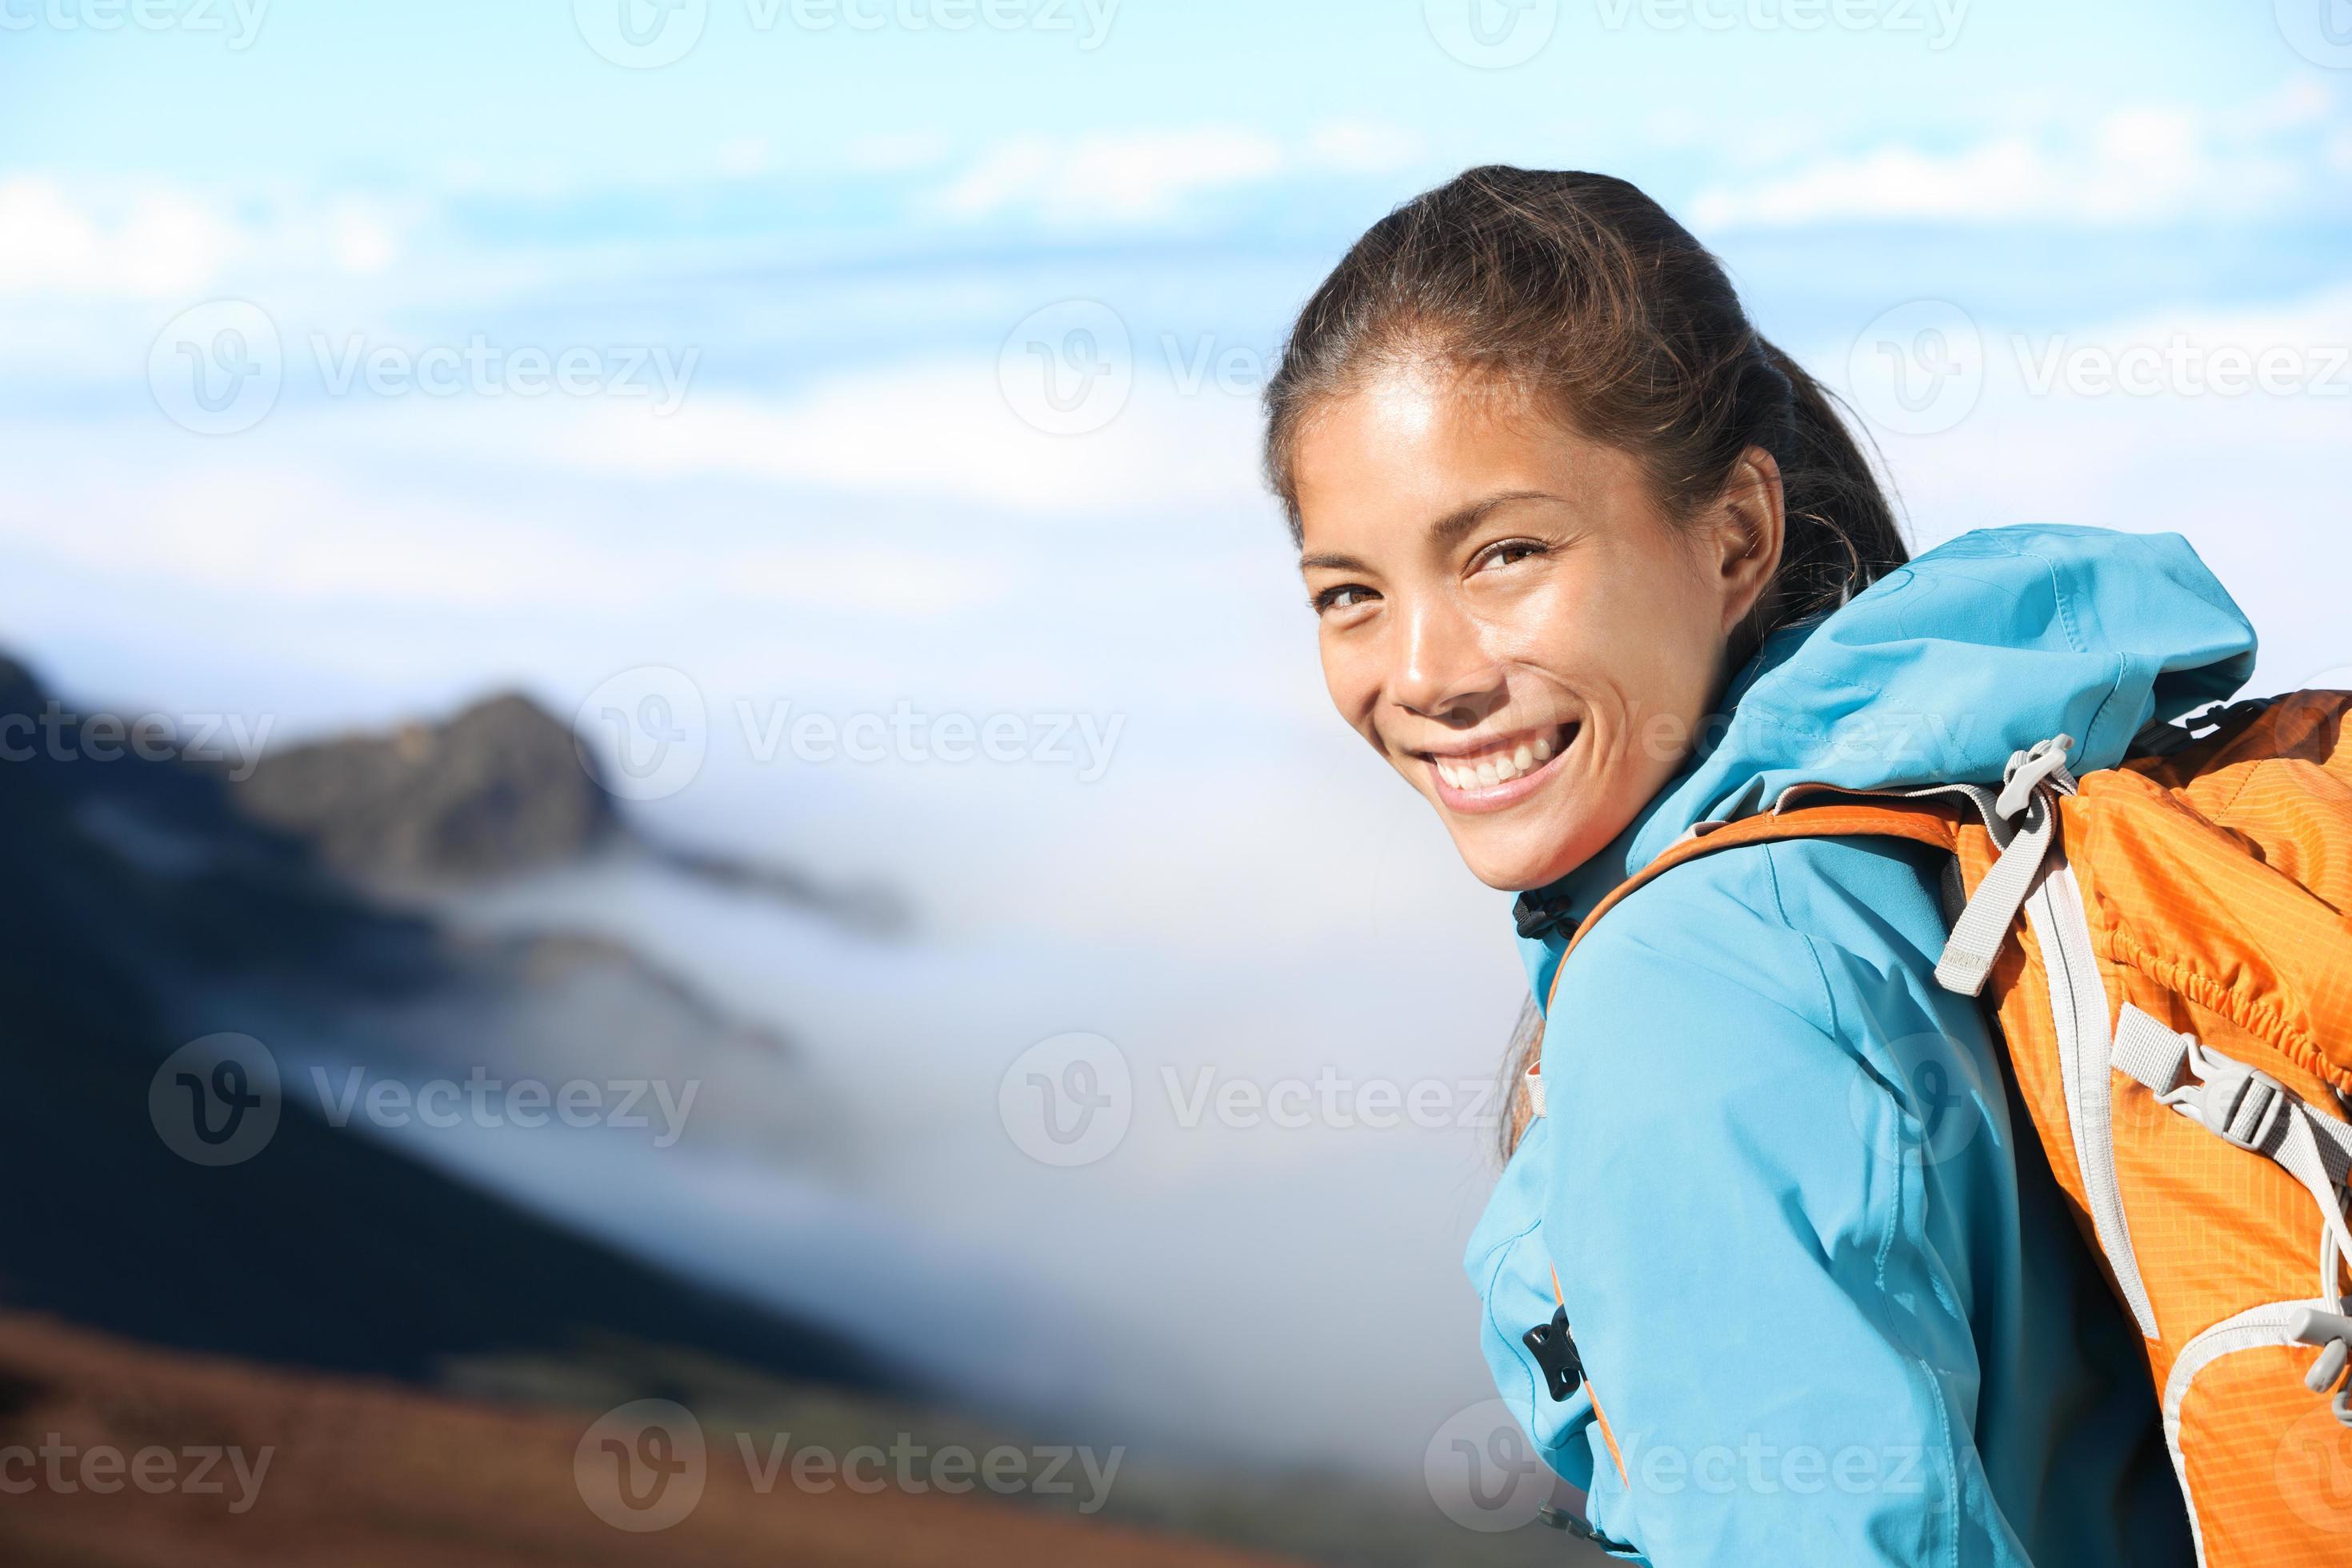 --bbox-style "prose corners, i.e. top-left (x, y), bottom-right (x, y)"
top-left (1390, 594), bottom-right (1506, 728)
